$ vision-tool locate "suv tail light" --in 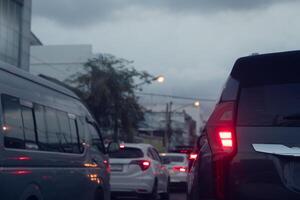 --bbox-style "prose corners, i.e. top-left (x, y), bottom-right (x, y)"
top-left (130, 160), bottom-right (151, 171)
top-left (173, 166), bottom-right (187, 173)
top-left (206, 101), bottom-right (237, 200)
top-left (206, 102), bottom-right (236, 157)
